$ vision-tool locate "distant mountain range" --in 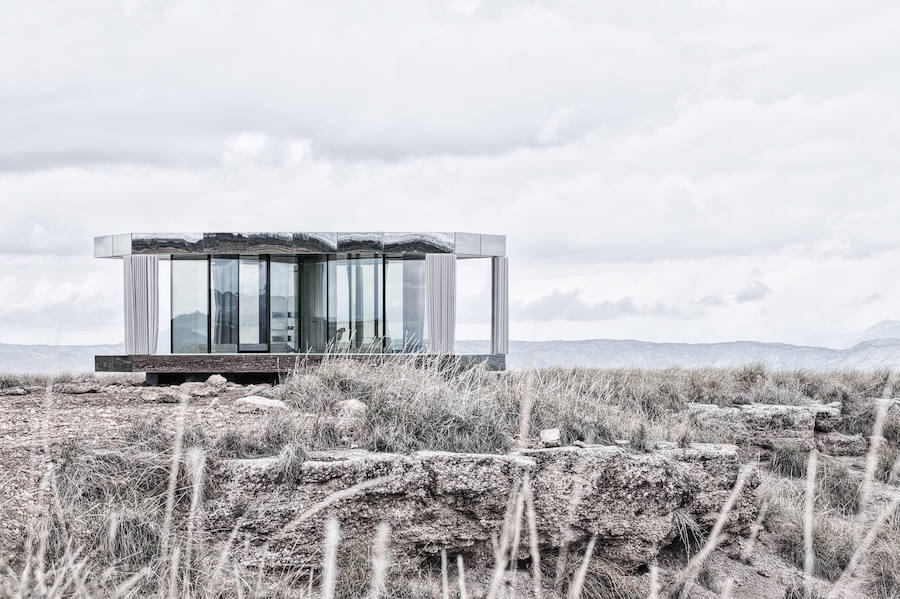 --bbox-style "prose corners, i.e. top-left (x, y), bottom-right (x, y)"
top-left (4, 333), bottom-right (900, 374)
top-left (456, 338), bottom-right (900, 370)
